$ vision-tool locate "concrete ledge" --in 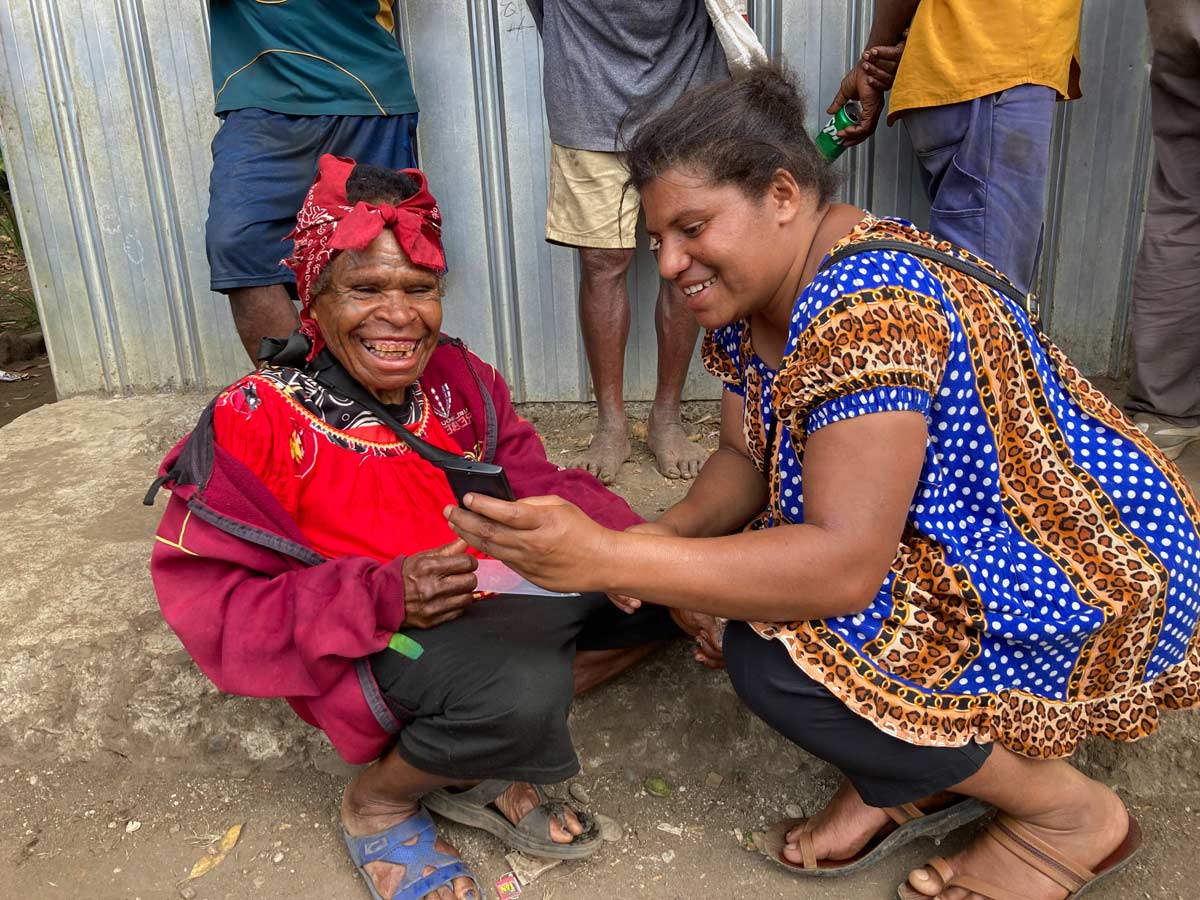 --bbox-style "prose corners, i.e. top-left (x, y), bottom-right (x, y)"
top-left (2, 396), bottom-right (1200, 803)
